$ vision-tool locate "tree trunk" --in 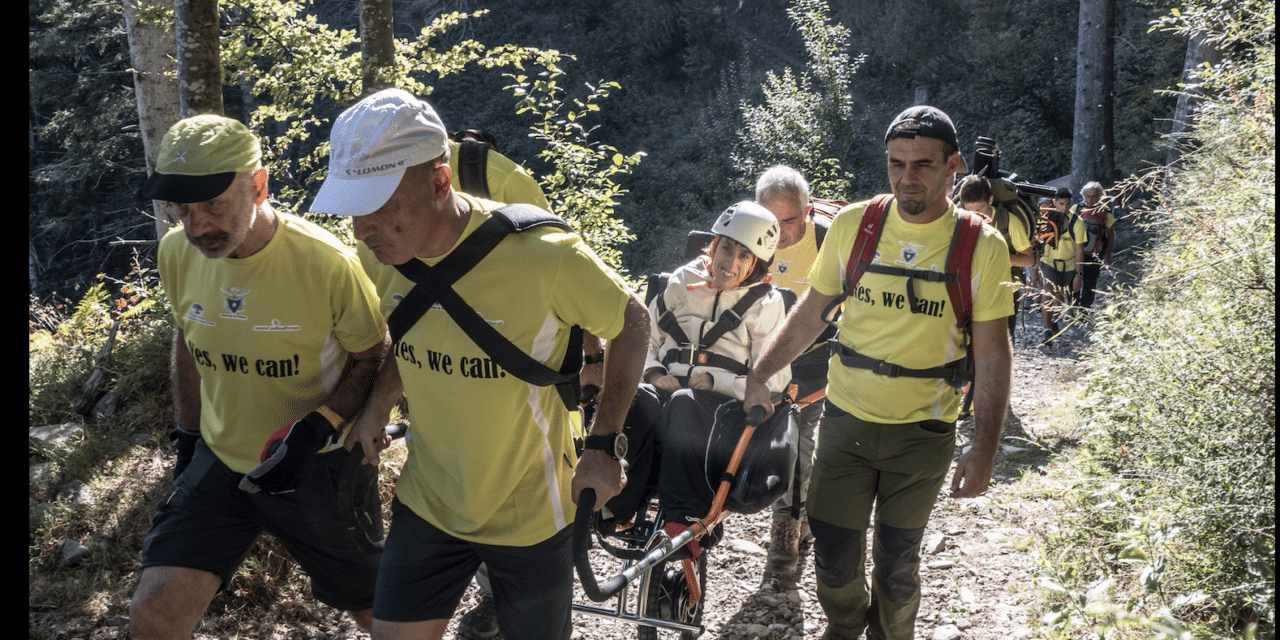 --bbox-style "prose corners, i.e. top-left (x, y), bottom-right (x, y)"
top-left (176, 0), bottom-right (224, 117)
top-left (1070, 0), bottom-right (1115, 193)
top-left (360, 0), bottom-right (396, 96)
top-left (122, 0), bottom-right (183, 238)
top-left (1165, 31), bottom-right (1224, 167)
top-left (30, 241), bottom-right (40, 293)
